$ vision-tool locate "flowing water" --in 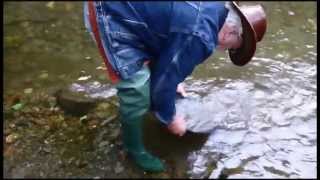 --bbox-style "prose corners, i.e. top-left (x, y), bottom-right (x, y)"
top-left (4, 1), bottom-right (317, 179)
